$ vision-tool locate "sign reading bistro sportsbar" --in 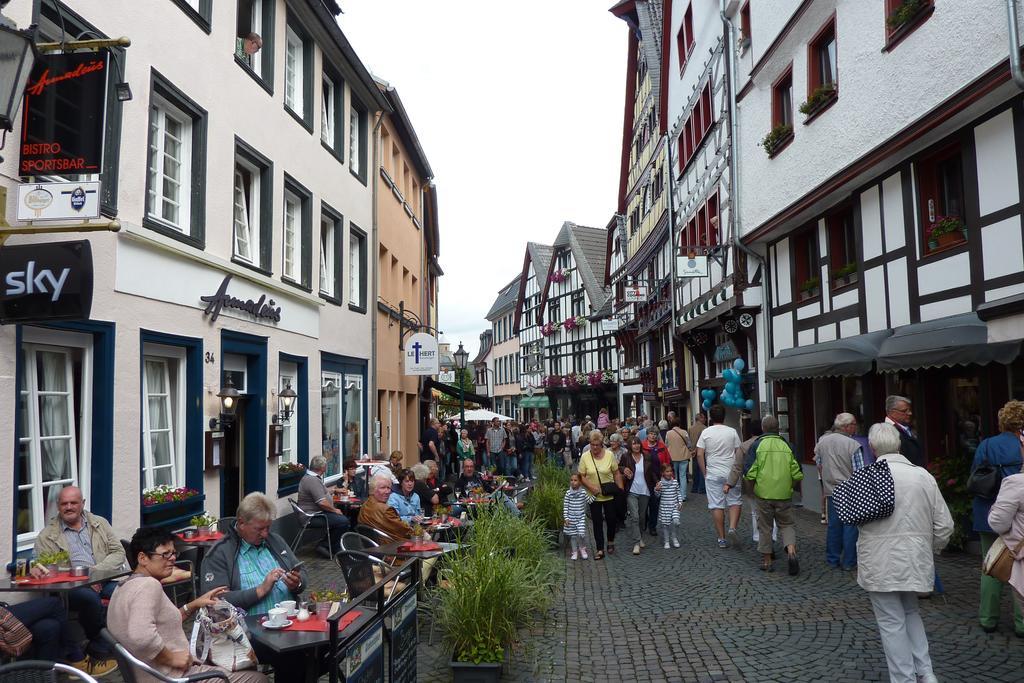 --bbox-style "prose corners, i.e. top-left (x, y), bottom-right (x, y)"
top-left (19, 51), bottom-right (109, 175)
